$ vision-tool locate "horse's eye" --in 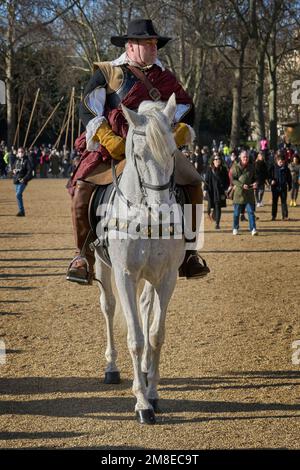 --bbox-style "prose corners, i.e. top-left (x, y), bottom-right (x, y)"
top-left (134, 153), bottom-right (142, 160)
